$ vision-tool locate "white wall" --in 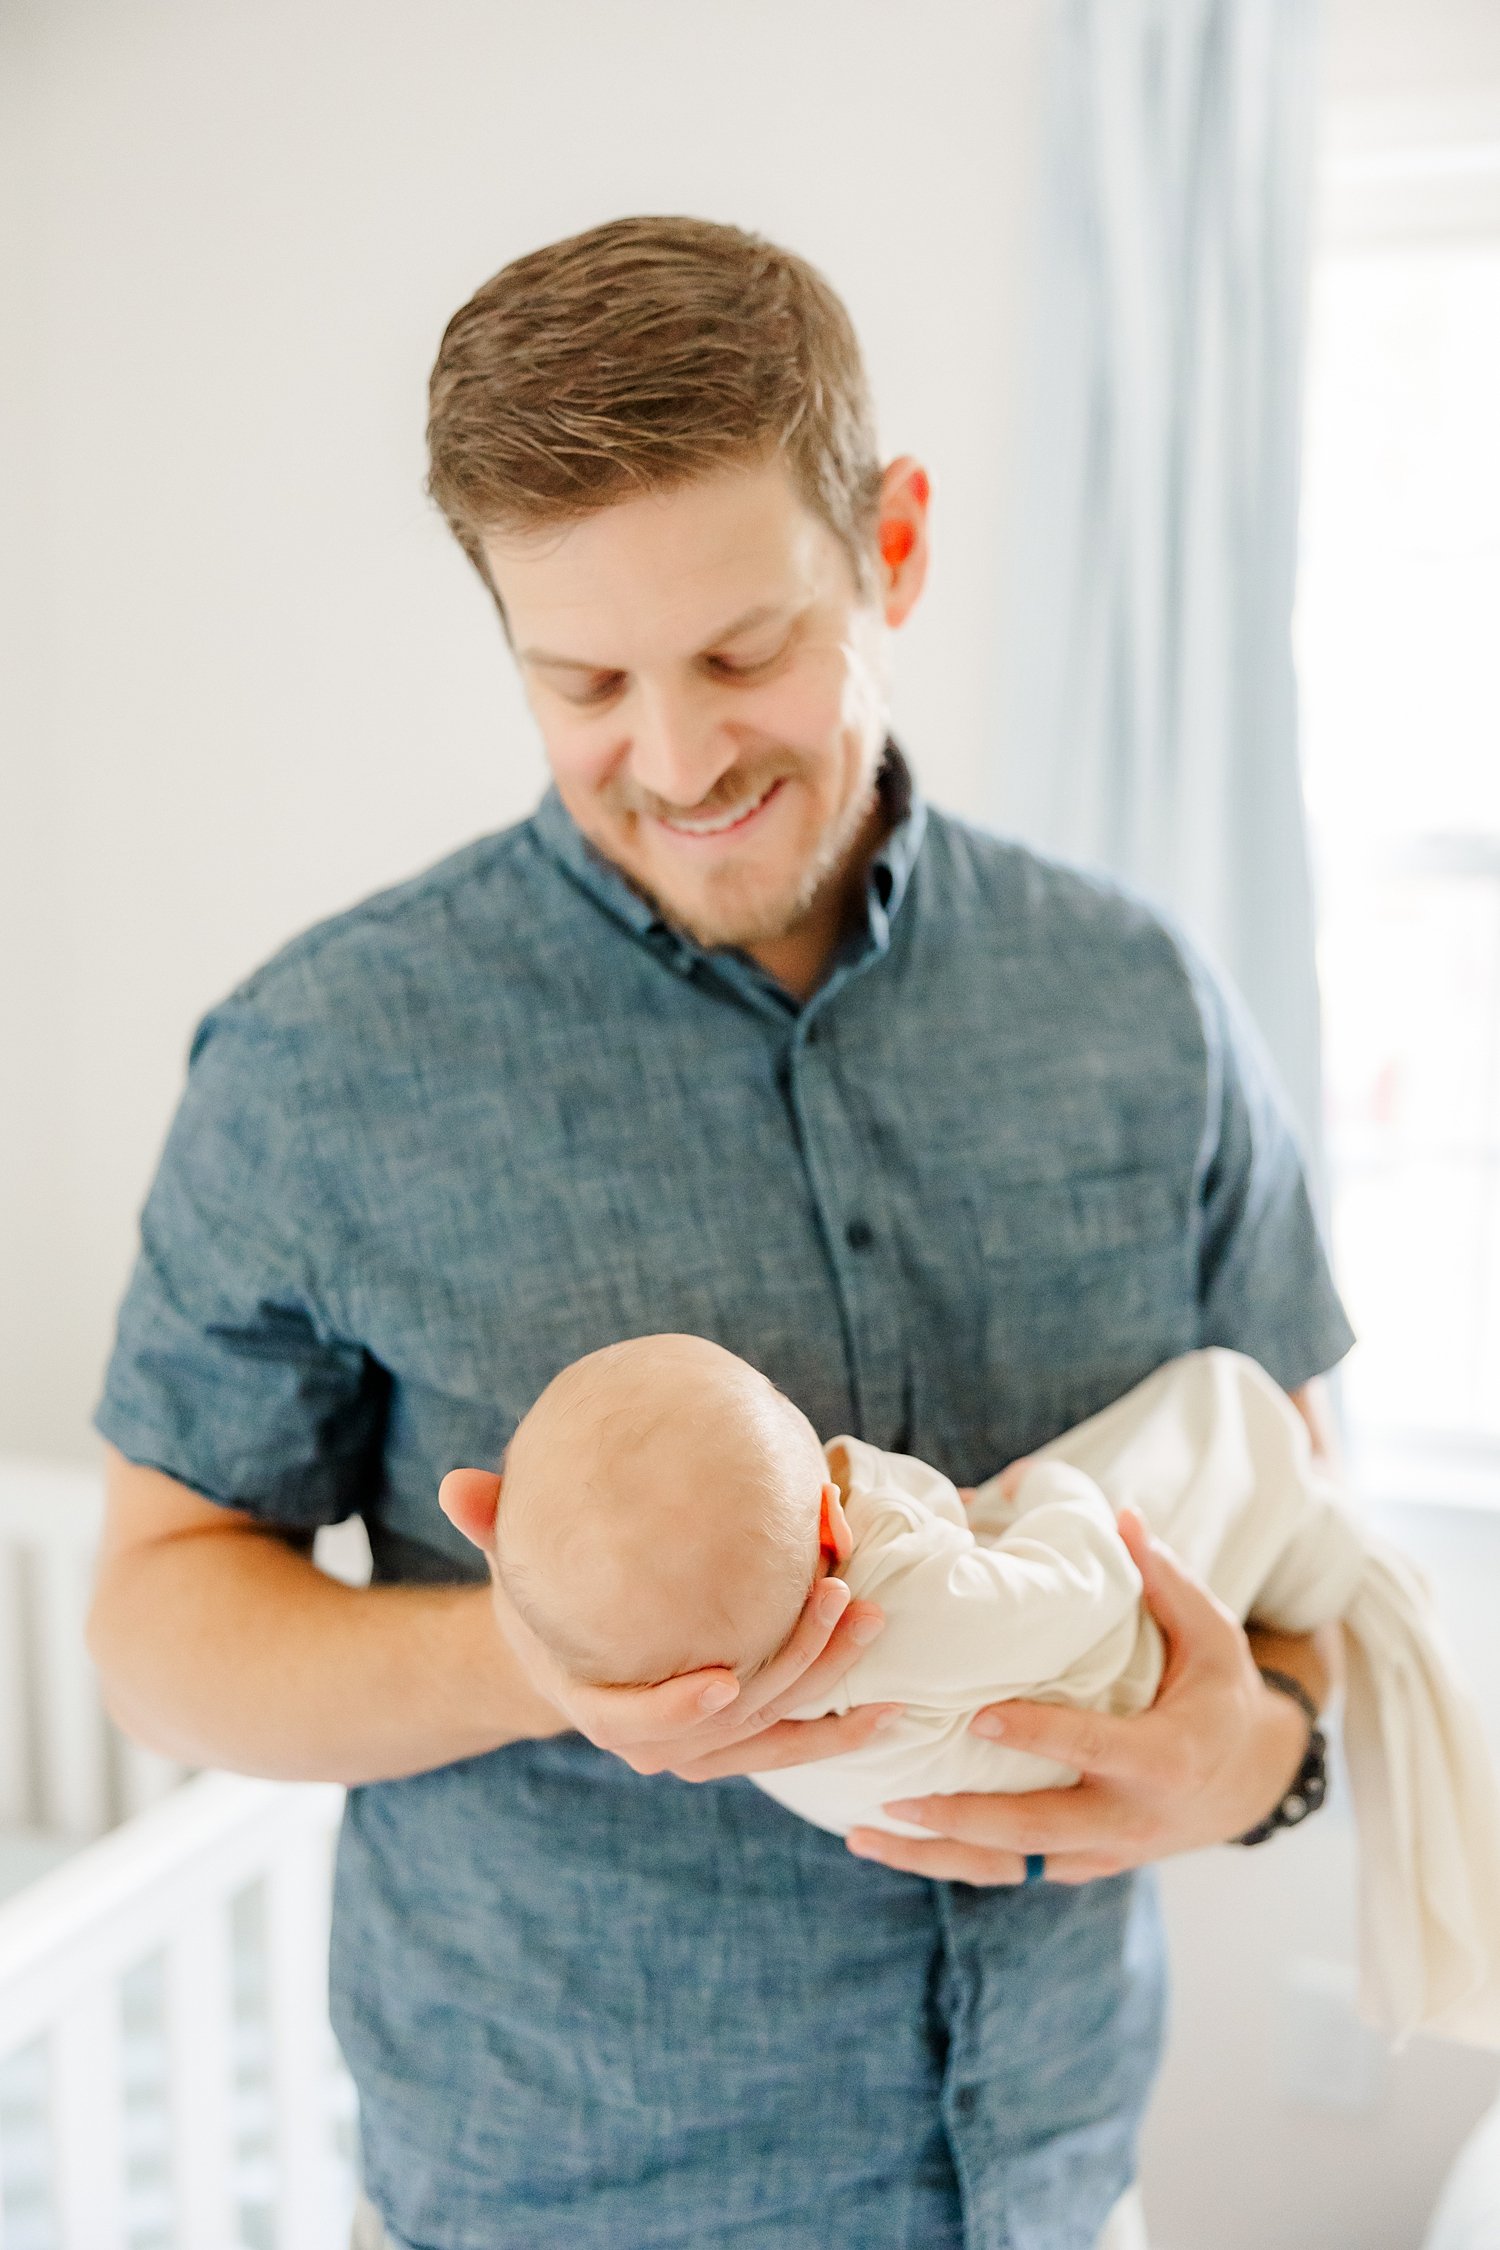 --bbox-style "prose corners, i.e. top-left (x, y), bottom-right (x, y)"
top-left (1324, 0), bottom-right (1500, 124)
top-left (0, 0), bottom-right (1048, 1461)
